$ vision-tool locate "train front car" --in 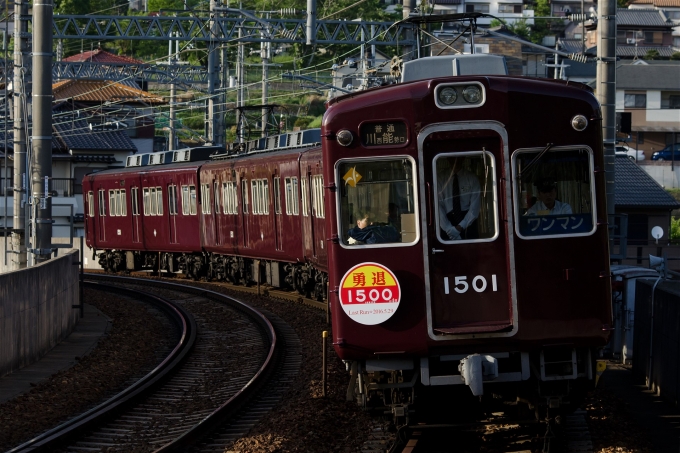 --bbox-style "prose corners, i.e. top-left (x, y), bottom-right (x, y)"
top-left (323, 58), bottom-right (611, 421)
